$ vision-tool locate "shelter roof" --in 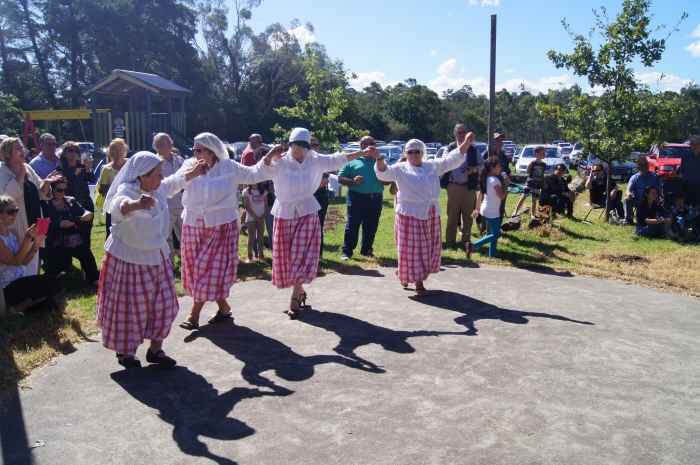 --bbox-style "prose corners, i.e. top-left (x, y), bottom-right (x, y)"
top-left (82, 69), bottom-right (193, 97)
